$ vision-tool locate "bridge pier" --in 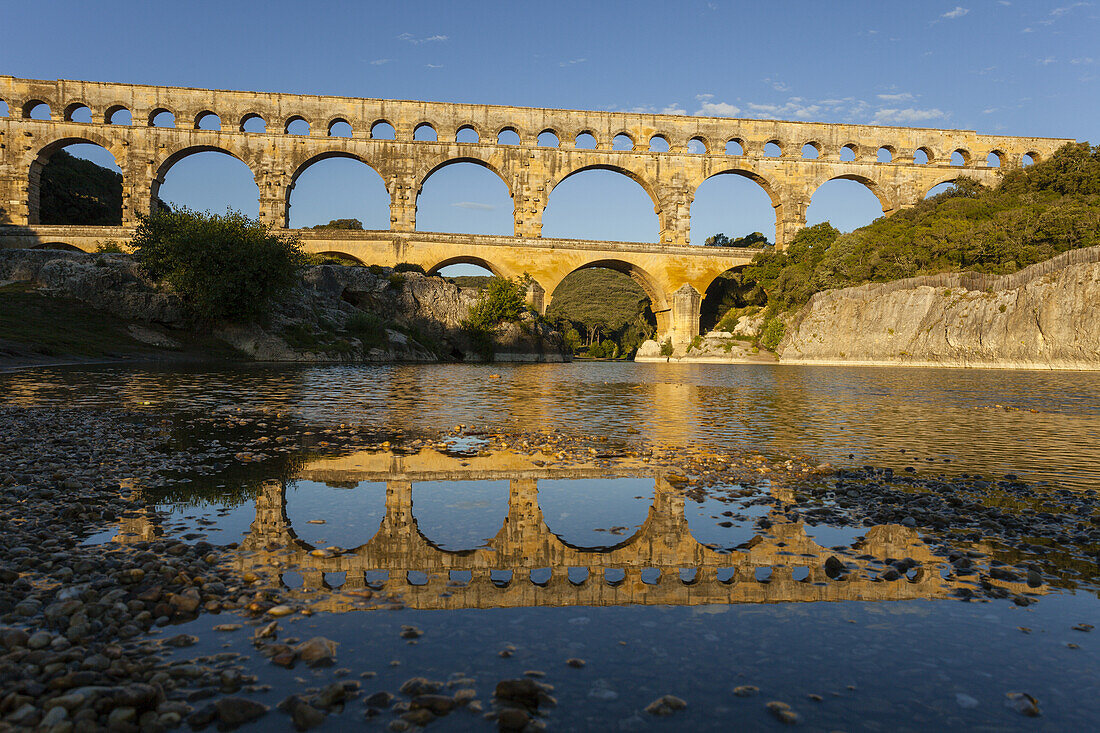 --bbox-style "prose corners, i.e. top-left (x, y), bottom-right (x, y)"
top-left (669, 284), bottom-right (702, 350)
